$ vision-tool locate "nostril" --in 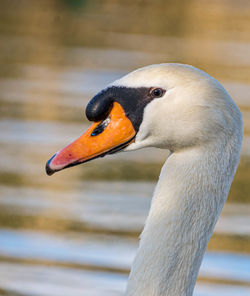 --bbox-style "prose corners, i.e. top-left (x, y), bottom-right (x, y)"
top-left (91, 125), bottom-right (104, 136)
top-left (91, 117), bottom-right (110, 137)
